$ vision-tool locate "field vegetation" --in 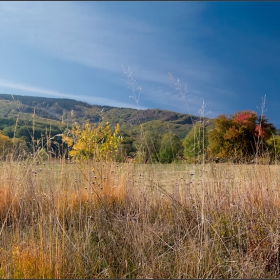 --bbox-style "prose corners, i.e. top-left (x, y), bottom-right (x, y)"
top-left (1, 157), bottom-right (280, 278)
top-left (0, 116), bottom-right (279, 278)
top-left (1, 72), bottom-right (280, 278)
